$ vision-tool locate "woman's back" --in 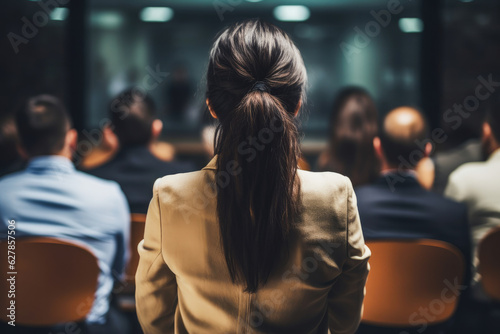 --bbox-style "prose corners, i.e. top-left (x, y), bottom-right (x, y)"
top-left (318, 87), bottom-right (379, 187)
top-left (136, 158), bottom-right (369, 333)
top-left (136, 19), bottom-right (370, 334)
